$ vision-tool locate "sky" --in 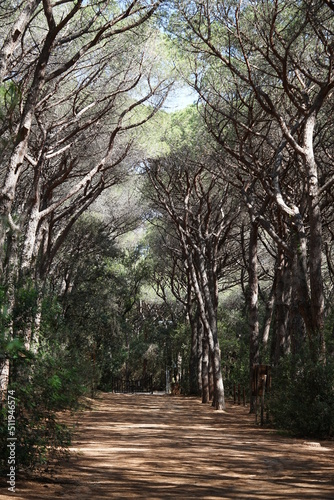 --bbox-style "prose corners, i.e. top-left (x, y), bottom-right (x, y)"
top-left (162, 85), bottom-right (198, 113)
